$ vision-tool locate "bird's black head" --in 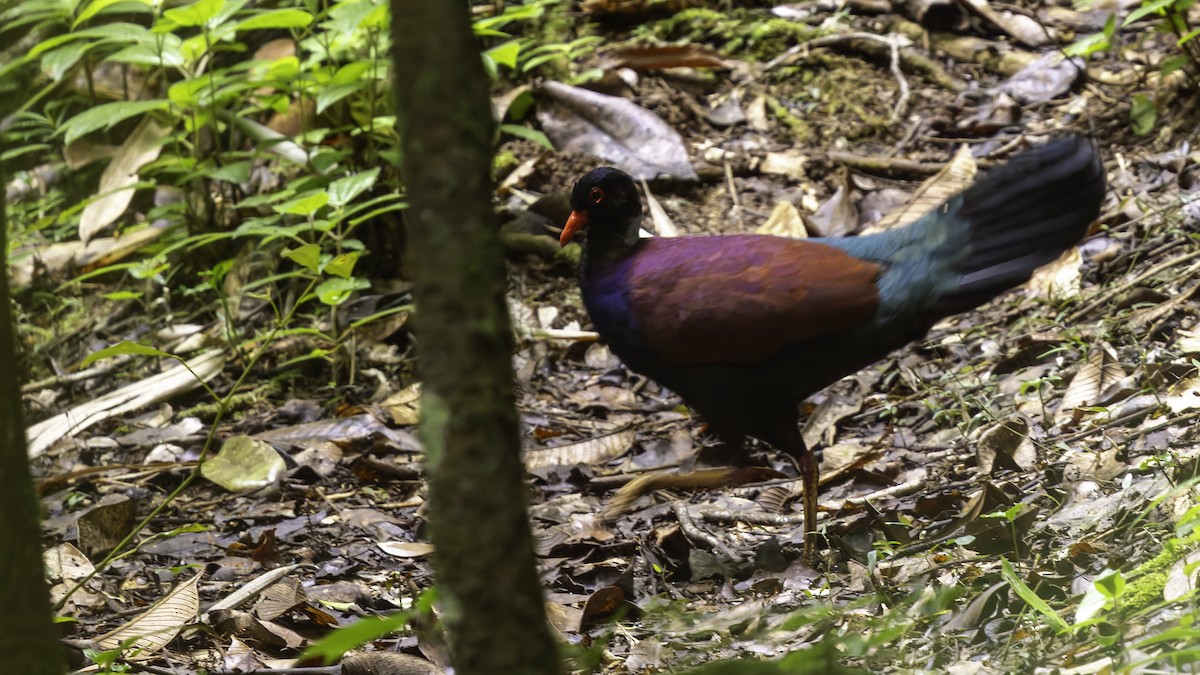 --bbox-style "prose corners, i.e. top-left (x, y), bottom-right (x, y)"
top-left (560, 167), bottom-right (643, 247)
